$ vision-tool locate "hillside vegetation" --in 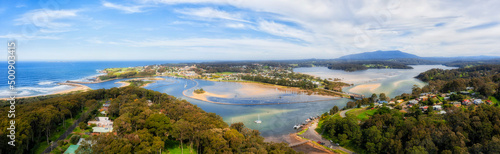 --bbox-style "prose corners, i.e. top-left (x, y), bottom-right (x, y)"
top-left (0, 87), bottom-right (298, 154)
